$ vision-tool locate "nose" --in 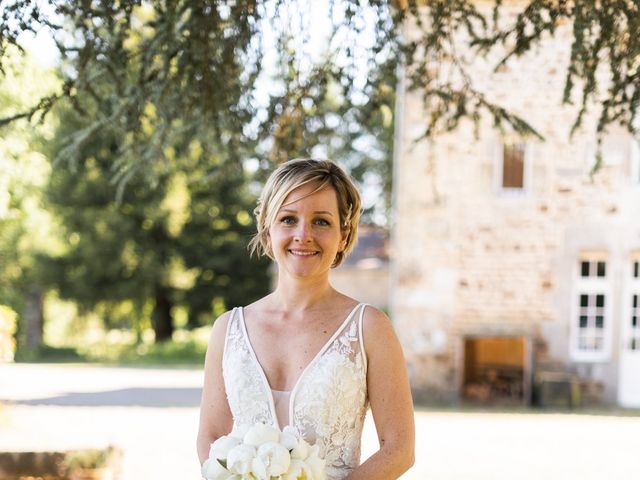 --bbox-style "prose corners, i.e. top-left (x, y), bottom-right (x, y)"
top-left (293, 221), bottom-right (312, 242)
